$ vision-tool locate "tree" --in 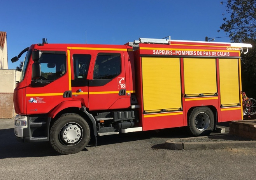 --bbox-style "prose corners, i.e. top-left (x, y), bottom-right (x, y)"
top-left (220, 0), bottom-right (256, 42)
top-left (241, 39), bottom-right (256, 98)
top-left (220, 0), bottom-right (256, 98)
